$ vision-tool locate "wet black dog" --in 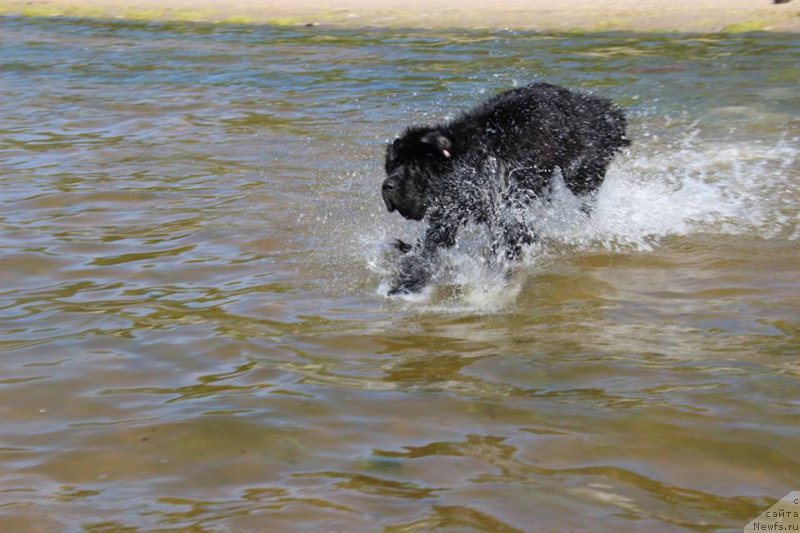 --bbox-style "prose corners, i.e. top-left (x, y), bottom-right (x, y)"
top-left (382, 82), bottom-right (630, 295)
